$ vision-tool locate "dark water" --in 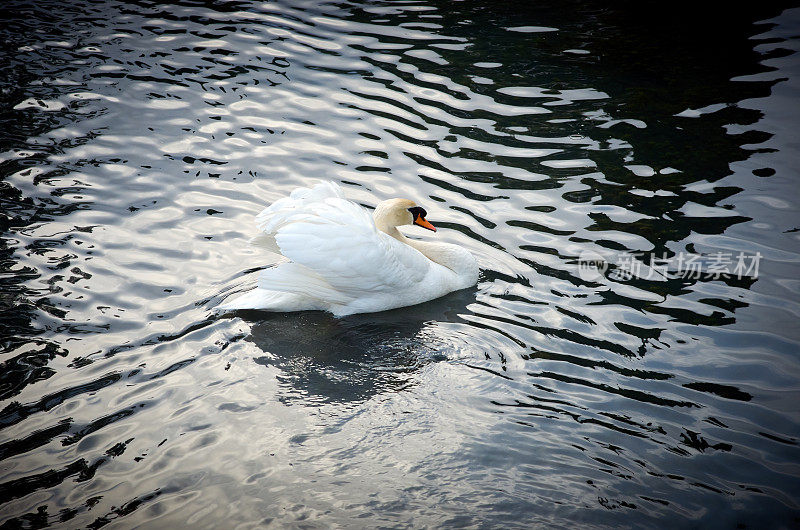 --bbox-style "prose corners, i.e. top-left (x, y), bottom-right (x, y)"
top-left (2, 0), bottom-right (800, 527)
